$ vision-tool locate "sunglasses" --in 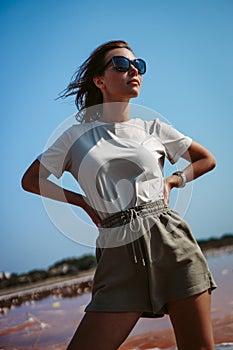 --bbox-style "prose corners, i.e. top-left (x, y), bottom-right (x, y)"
top-left (104, 56), bottom-right (146, 75)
